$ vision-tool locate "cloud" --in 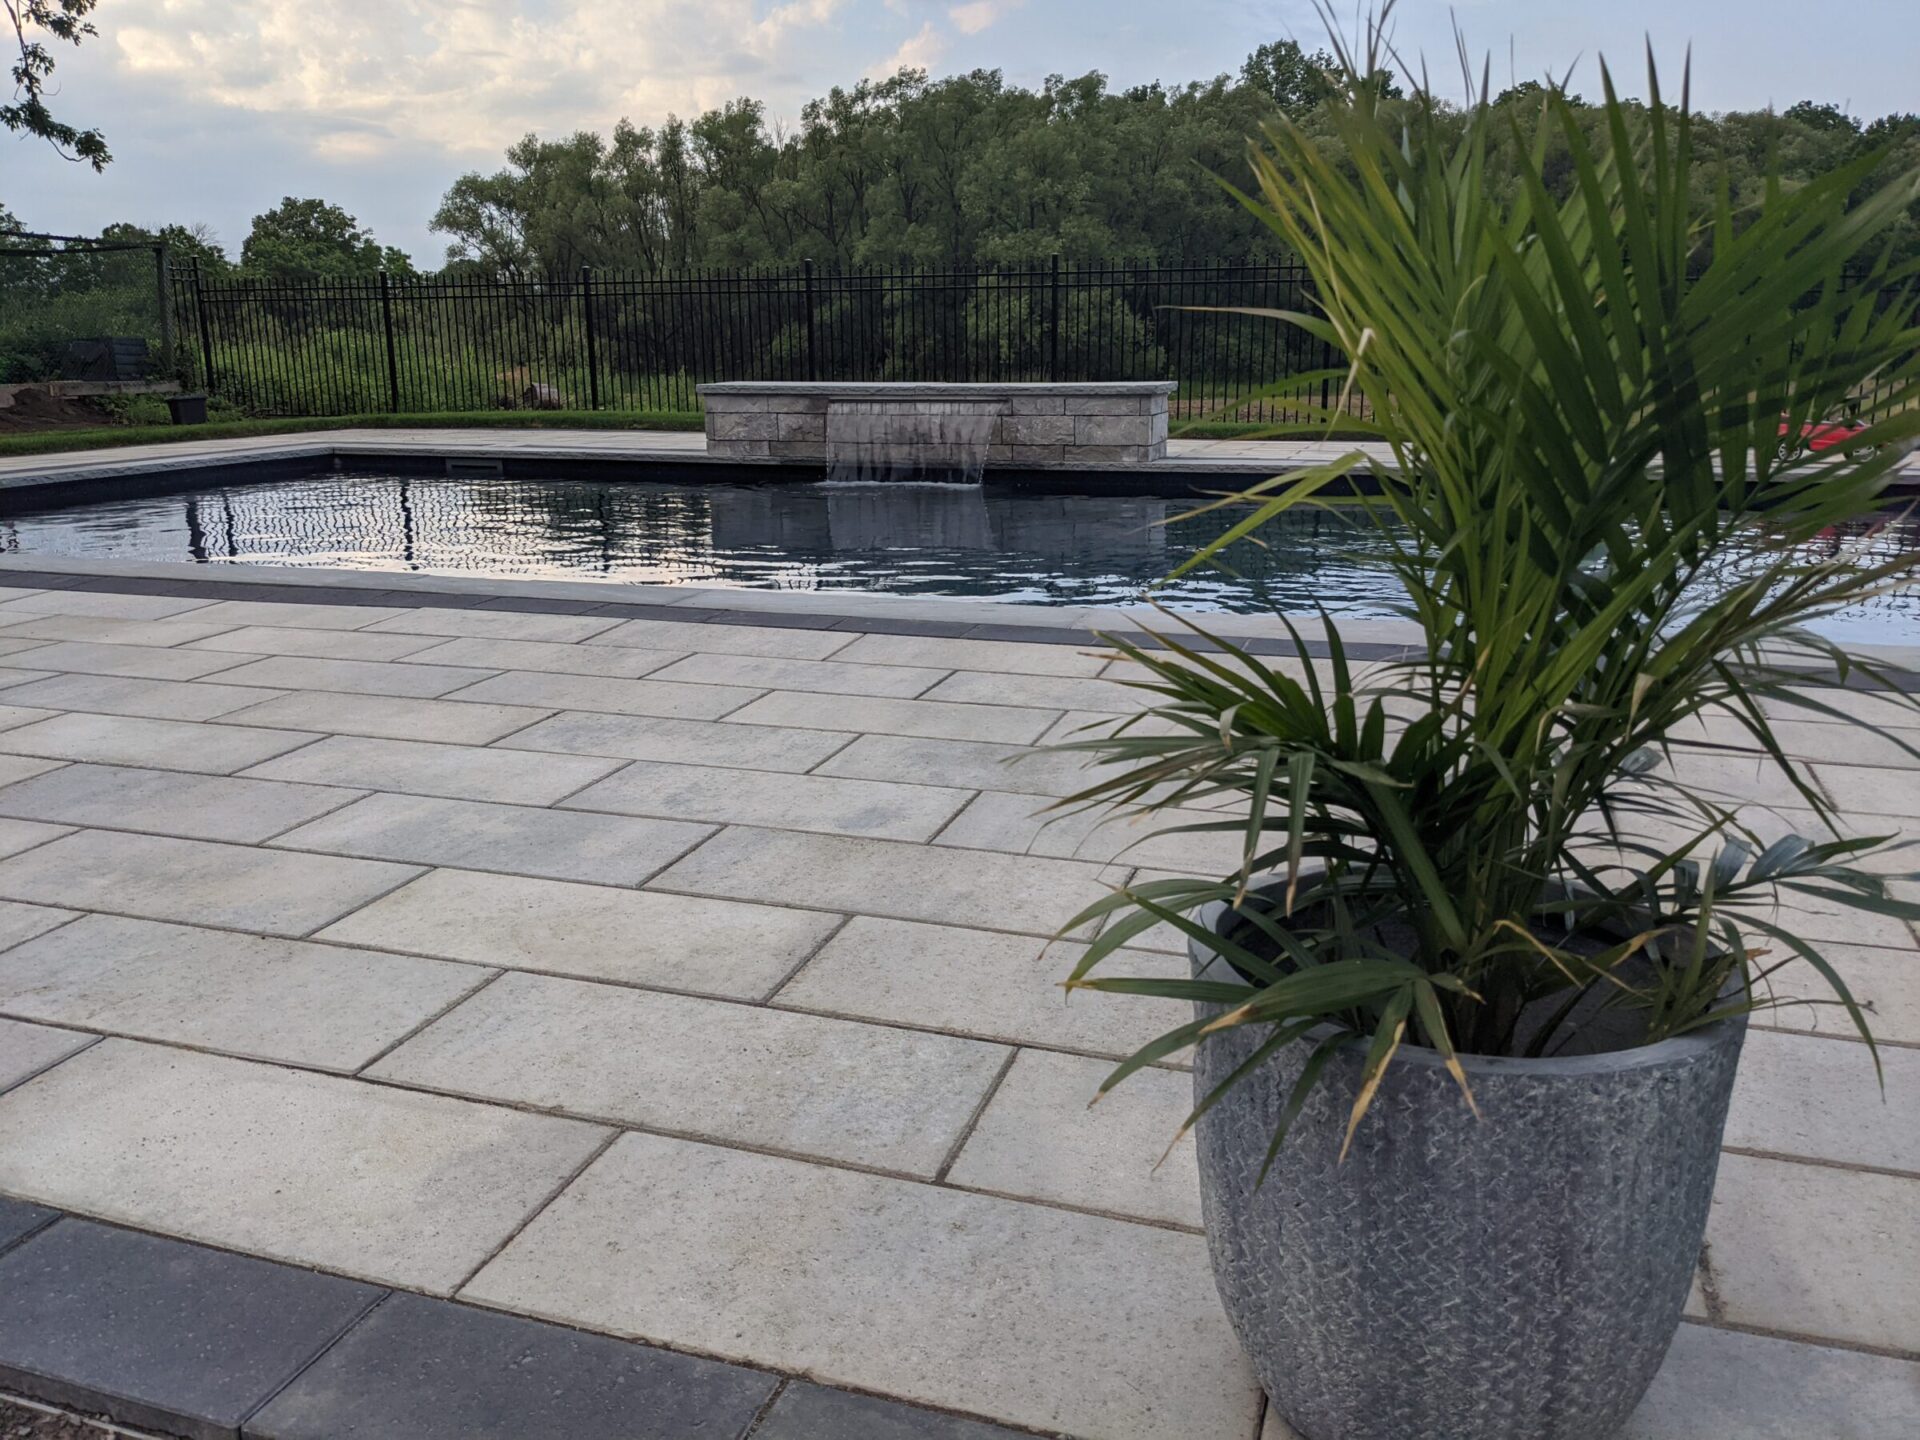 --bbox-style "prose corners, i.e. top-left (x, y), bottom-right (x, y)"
top-left (107, 1), bottom-right (851, 158)
top-left (869, 20), bottom-right (947, 78)
top-left (948, 0), bottom-right (1021, 35)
